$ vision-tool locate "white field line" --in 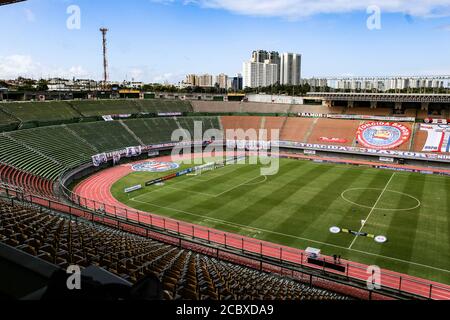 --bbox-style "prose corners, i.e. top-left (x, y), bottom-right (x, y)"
top-left (141, 174), bottom-right (266, 199)
top-left (213, 175), bottom-right (266, 197)
top-left (131, 165), bottom-right (260, 200)
top-left (348, 173), bottom-right (396, 249)
top-left (164, 186), bottom-right (216, 197)
top-left (129, 198), bottom-right (450, 274)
